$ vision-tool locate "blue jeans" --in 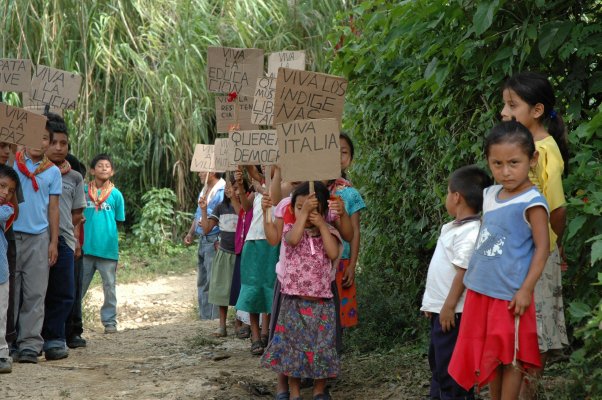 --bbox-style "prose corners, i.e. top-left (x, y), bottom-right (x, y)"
top-left (197, 233), bottom-right (219, 320)
top-left (42, 237), bottom-right (75, 350)
top-left (81, 255), bottom-right (118, 327)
